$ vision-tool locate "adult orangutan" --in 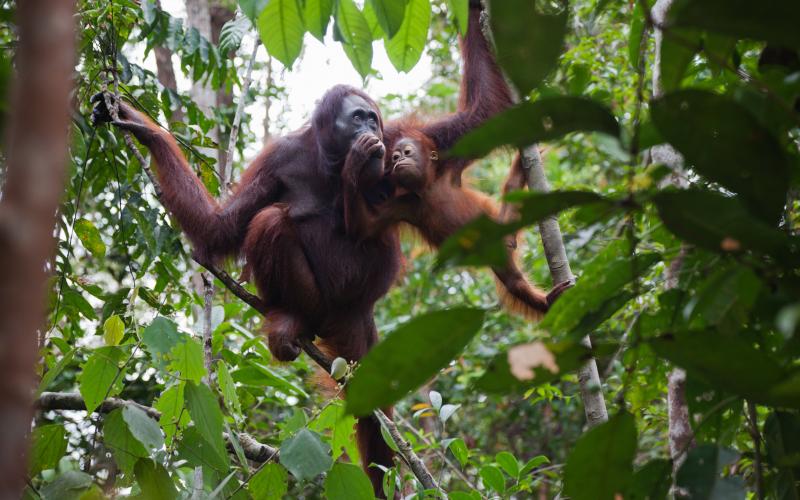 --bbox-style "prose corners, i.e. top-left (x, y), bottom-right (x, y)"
top-left (92, 85), bottom-right (399, 494)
